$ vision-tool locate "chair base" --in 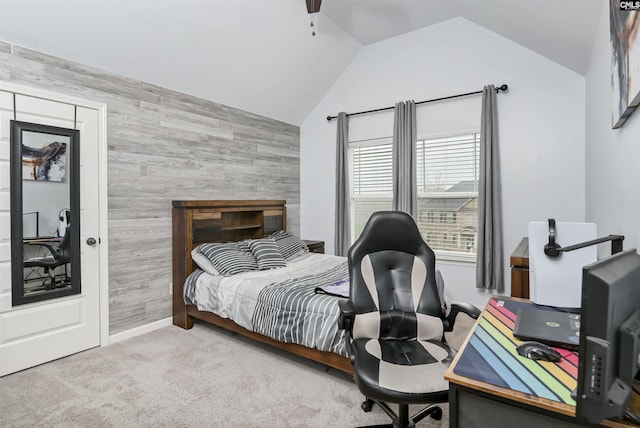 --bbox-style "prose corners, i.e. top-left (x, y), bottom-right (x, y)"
top-left (357, 399), bottom-right (442, 428)
top-left (25, 272), bottom-right (71, 294)
top-left (24, 263), bottom-right (70, 292)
